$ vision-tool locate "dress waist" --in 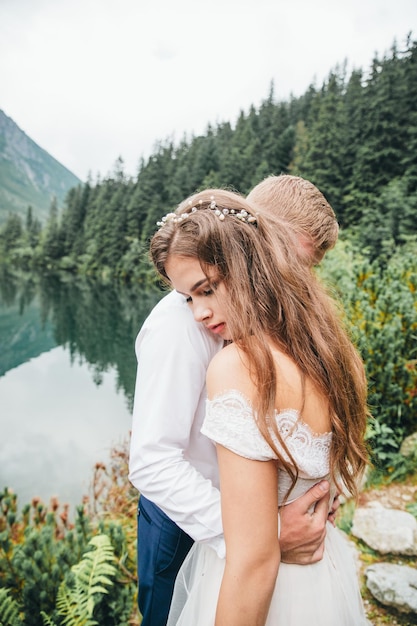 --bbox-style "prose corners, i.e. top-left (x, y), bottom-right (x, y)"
top-left (278, 473), bottom-right (334, 512)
